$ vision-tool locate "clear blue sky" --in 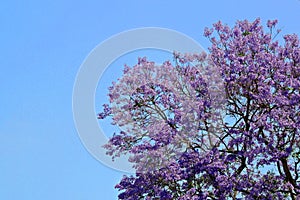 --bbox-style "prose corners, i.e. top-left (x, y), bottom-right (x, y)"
top-left (1, 0), bottom-right (299, 199)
